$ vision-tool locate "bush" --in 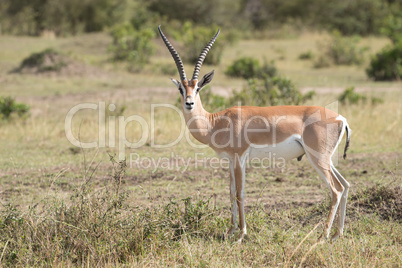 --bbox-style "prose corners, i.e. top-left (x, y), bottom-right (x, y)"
top-left (226, 60), bottom-right (314, 107)
top-left (318, 0), bottom-right (386, 36)
top-left (328, 32), bottom-right (367, 65)
top-left (17, 48), bottom-right (66, 73)
top-left (366, 15), bottom-right (402, 81)
top-left (0, 0), bottom-right (136, 36)
top-left (241, 0), bottom-right (394, 35)
top-left (174, 22), bottom-right (236, 65)
top-left (338, 87), bottom-right (366, 104)
top-left (298, 51), bottom-right (313, 60)
top-left (313, 55), bottom-right (331, 68)
top-left (109, 23), bottom-right (156, 72)
top-left (229, 77), bottom-right (315, 106)
top-left (314, 31), bottom-right (367, 67)
top-left (157, 63), bottom-right (178, 76)
top-left (178, 61), bottom-right (312, 110)
top-left (0, 96), bottom-right (30, 120)
top-left (380, 15), bottom-right (402, 45)
top-left (225, 57), bottom-right (261, 79)
top-left (179, 77), bottom-right (313, 110)
top-left (225, 57), bottom-right (277, 79)
top-left (365, 12), bottom-right (402, 81)
top-left (260, 60), bottom-right (278, 78)
top-left (200, 87), bottom-right (227, 111)
top-left (338, 87), bottom-right (383, 105)
top-left (366, 44), bottom-right (402, 81)
top-left (147, 0), bottom-right (240, 29)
